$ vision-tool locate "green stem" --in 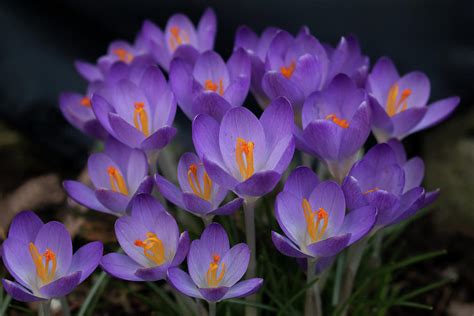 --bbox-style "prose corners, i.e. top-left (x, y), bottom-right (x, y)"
top-left (38, 300), bottom-right (51, 316)
top-left (208, 301), bottom-right (216, 316)
top-left (158, 147), bottom-right (177, 181)
top-left (78, 271), bottom-right (109, 316)
top-left (60, 297), bottom-right (71, 316)
top-left (305, 258), bottom-right (322, 316)
top-left (202, 215), bottom-right (214, 228)
top-left (244, 197), bottom-right (258, 316)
